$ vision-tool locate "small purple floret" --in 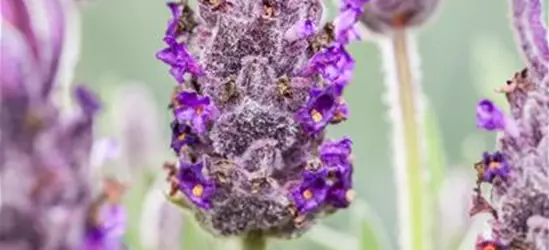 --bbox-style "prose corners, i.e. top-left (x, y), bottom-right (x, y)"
top-left (326, 165), bottom-right (353, 208)
top-left (82, 204), bottom-right (127, 250)
top-left (481, 152), bottom-right (510, 183)
top-left (156, 37), bottom-right (203, 83)
top-left (165, 2), bottom-right (182, 38)
top-left (177, 159), bottom-right (216, 209)
top-left (334, 5), bottom-right (363, 44)
top-left (296, 85), bottom-right (346, 135)
top-left (476, 99), bottom-right (506, 131)
top-left (75, 85), bottom-right (101, 115)
top-left (173, 91), bottom-right (217, 134)
top-left (170, 121), bottom-right (198, 153)
top-left (291, 168), bottom-right (330, 214)
top-left (302, 45), bottom-right (355, 86)
top-left (319, 137), bottom-right (353, 166)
